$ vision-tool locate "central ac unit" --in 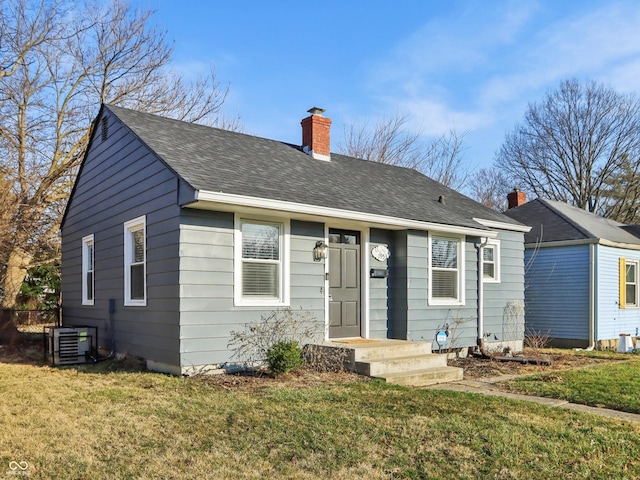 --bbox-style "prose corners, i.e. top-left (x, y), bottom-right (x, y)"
top-left (45, 326), bottom-right (97, 366)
